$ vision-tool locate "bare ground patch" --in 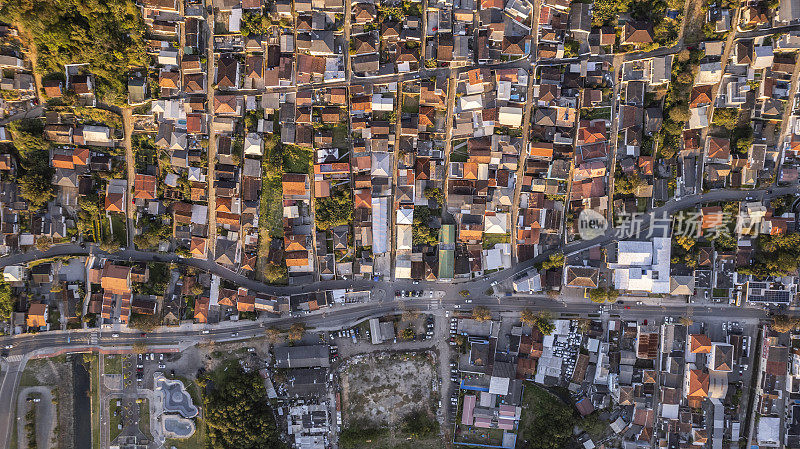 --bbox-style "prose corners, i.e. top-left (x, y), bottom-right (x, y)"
top-left (339, 352), bottom-right (444, 449)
